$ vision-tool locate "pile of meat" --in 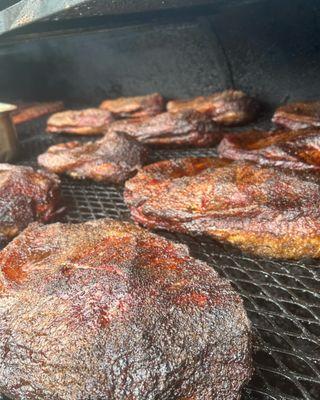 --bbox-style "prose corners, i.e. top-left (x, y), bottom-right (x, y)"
top-left (0, 219), bottom-right (252, 400)
top-left (218, 128), bottom-right (320, 170)
top-left (0, 164), bottom-right (63, 245)
top-left (124, 157), bottom-right (320, 259)
top-left (12, 101), bottom-right (64, 125)
top-left (121, 98), bottom-right (320, 260)
top-left (218, 100), bottom-right (320, 169)
top-left (2, 90), bottom-right (320, 400)
top-left (38, 131), bottom-right (149, 184)
top-left (100, 92), bottom-right (165, 118)
top-left (45, 90), bottom-right (259, 147)
top-left (36, 90), bottom-right (259, 184)
top-left (47, 108), bottom-right (115, 135)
